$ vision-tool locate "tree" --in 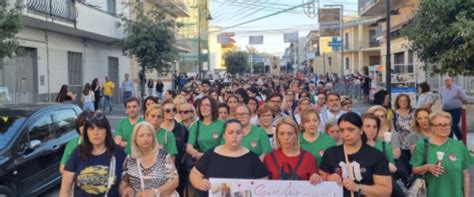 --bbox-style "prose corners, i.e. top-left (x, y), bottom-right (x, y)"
top-left (225, 51), bottom-right (249, 75)
top-left (253, 62), bottom-right (265, 73)
top-left (0, 1), bottom-right (24, 60)
top-left (401, 0), bottom-right (474, 76)
top-left (121, 3), bottom-right (178, 99)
